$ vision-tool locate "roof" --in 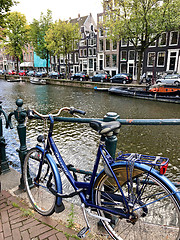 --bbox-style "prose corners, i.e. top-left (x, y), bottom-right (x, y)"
top-left (69, 15), bottom-right (88, 27)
